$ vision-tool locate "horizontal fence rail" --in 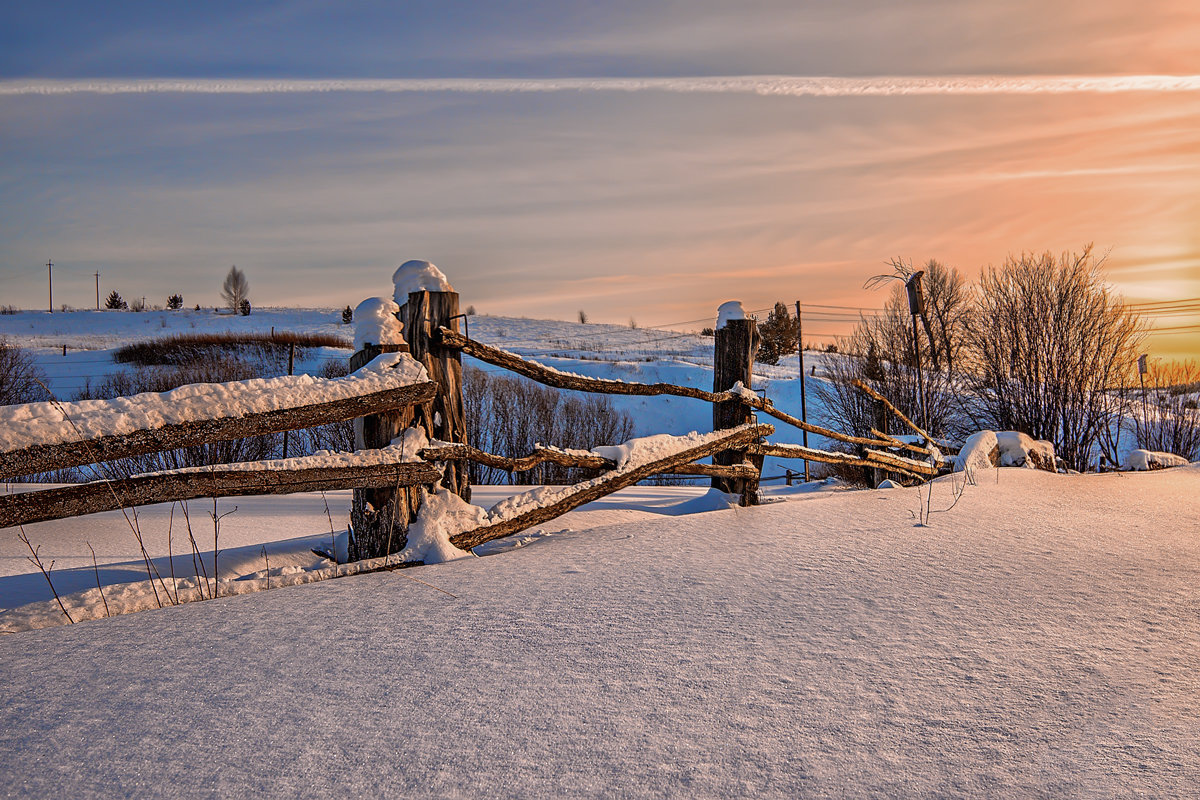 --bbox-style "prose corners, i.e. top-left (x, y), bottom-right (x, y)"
top-left (0, 461), bottom-right (440, 529)
top-left (0, 381), bottom-right (436, 482)
top-left (439, 327), bottom-right (931, 454)
top-left (420, 443), bottom-right (761, 480)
